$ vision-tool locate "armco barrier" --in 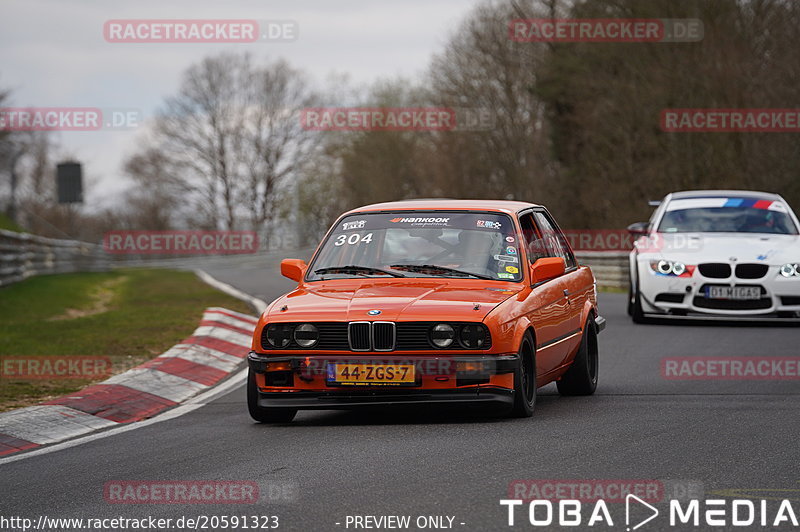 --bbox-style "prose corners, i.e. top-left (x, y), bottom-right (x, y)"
top-left (576, 251), bottom-right (629, 289)
top-left (0, 227), bottom-right (630, 290)
top-left (0, 229), bottom-right (109, 287)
